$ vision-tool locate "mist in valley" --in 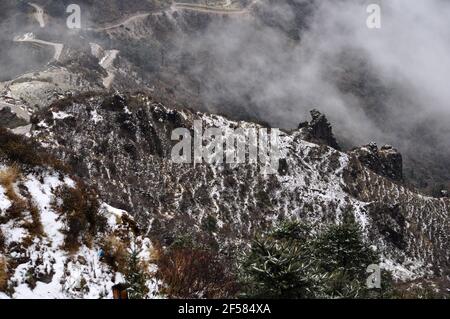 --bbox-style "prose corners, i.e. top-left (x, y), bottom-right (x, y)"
top-left (173, 0), bottom-right (450, 188)
top-left (1, 0), bottom-right (449, 189)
